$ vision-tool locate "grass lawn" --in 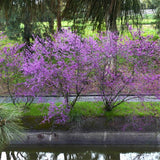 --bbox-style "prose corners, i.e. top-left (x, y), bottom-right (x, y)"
top-left (23, 101), bottom-right (160, 119)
